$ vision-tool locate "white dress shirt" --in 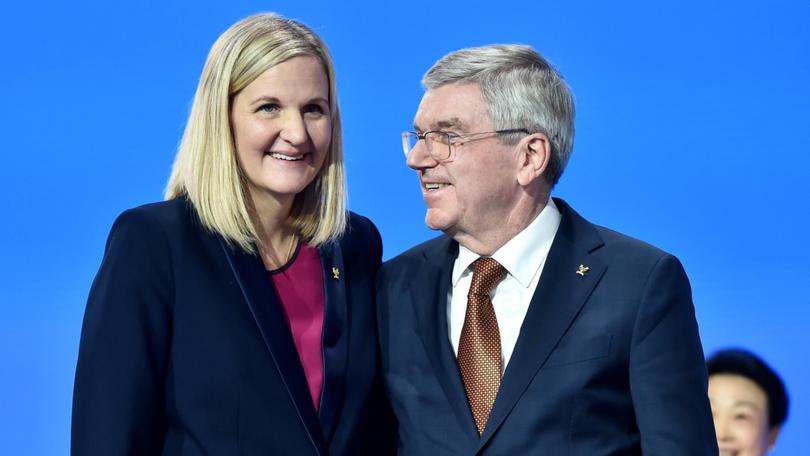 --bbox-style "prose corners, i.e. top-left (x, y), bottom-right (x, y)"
top-left (448, 198), bottom-right (562, 368)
